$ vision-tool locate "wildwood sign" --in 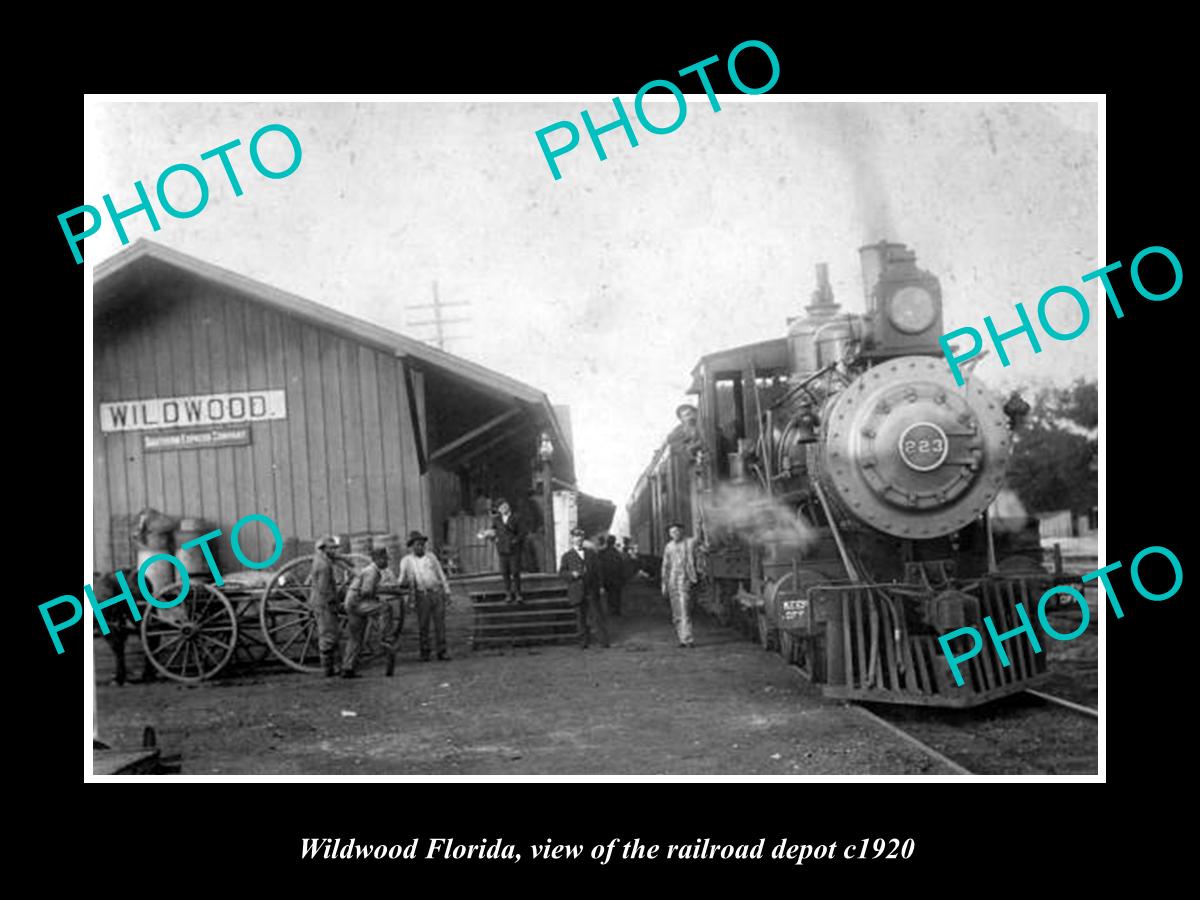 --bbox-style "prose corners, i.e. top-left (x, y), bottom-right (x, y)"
top-left (99, 390), bottom-right (286, 433)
